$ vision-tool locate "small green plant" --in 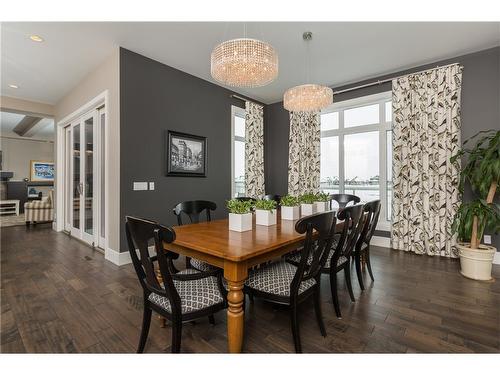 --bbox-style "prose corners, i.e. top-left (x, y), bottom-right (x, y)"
top-left (300, 193), bottom-right (317, 204)
top-left (226, 199), bottom-right (253, 214)
top-left (315, 192), bottom-right (330, 202)
top-left (254, 199), bottom-right (277, 211)
top-left (280, 195), bottom-right (299, 207)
